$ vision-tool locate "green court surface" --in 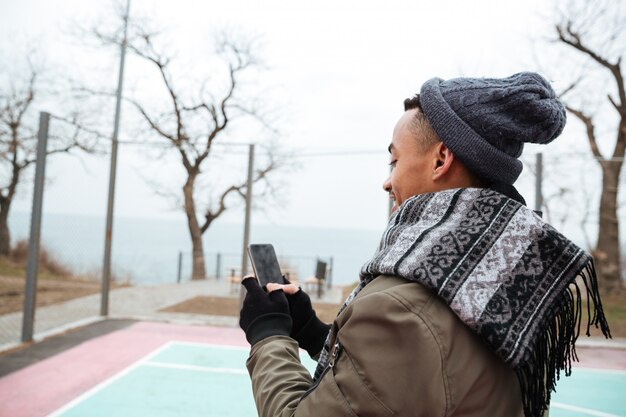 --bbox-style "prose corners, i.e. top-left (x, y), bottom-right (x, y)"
top-left (47, 342), bottom-right (625, 417)
top-left (47, 342), bottom-right (317, 417)
top-left (550, 369), bottom-right (626, 417)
